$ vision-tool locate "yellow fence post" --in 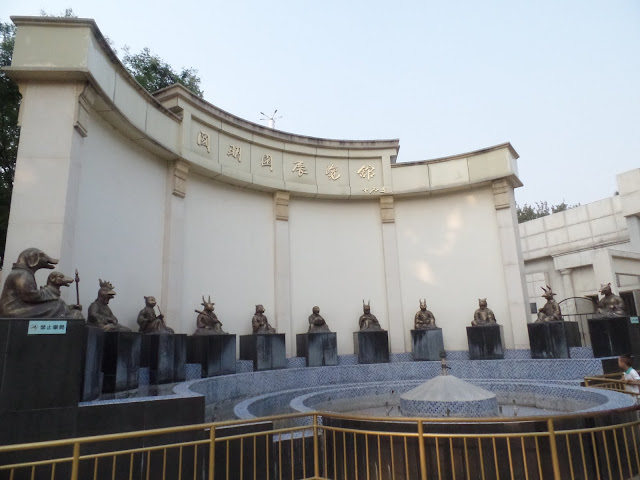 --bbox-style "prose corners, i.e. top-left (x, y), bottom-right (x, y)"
top-left (547, 418), bottom-right (562, 480)
top-left (313, 414), bottom-right (320, 479)
top-left (208, 425), bottom-right (216, 480)
top-left (70, 442), bottom-right (80, 480)
top-left (417, 419), bottom-right (428, 480)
